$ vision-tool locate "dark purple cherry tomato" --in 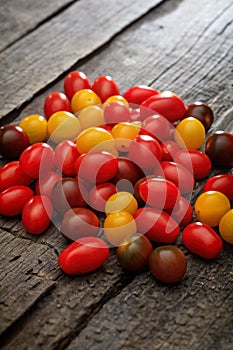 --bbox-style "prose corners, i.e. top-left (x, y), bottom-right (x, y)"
top-left (92, 75), bottom-right (120, 103)
top-left (140, 114), bottom-right (171, 142)
top-left (61, 207), bottom-right (100, 241)
top-left (184, 102), bottom-right (214, 131)
top-left (0, 125), bottom-right (30, 159)
top-left (54, 140), bottom-right (80, 176)
top-left (19, 142), bottom-right (54, 179)
top-left (22, 195), bottom-right (53, 234)
top-left (205, 131), bottom-right (233, 168)
top-left (203, 174), bottom-right (233, 201)
top-left (35, 171), bottom-right (62, 197)
top-left (182, 222), bottom-right (223, 259)
top-left (134, 207), bottom-right (180, 243)
top-left (0, 185), bottom-right (33, 216)
top-left (44, 91), bottom-right (71, 119)
top-left (0, 161), bottom-right (32, 192)
top-left (103, 102), bottom-right (130, 125)
top-left (116, 233), bottom-right (153, 272)
top-left (64, 71), bottom-right (91, 100)
top-left (123, 85), bottom-right (158, 106)
top-left (149, 246), bottom-right (187, 284)
top-left (89, 182), bottom-right (117, 212)
top-left (58, 236), bottom-right (110, 275)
